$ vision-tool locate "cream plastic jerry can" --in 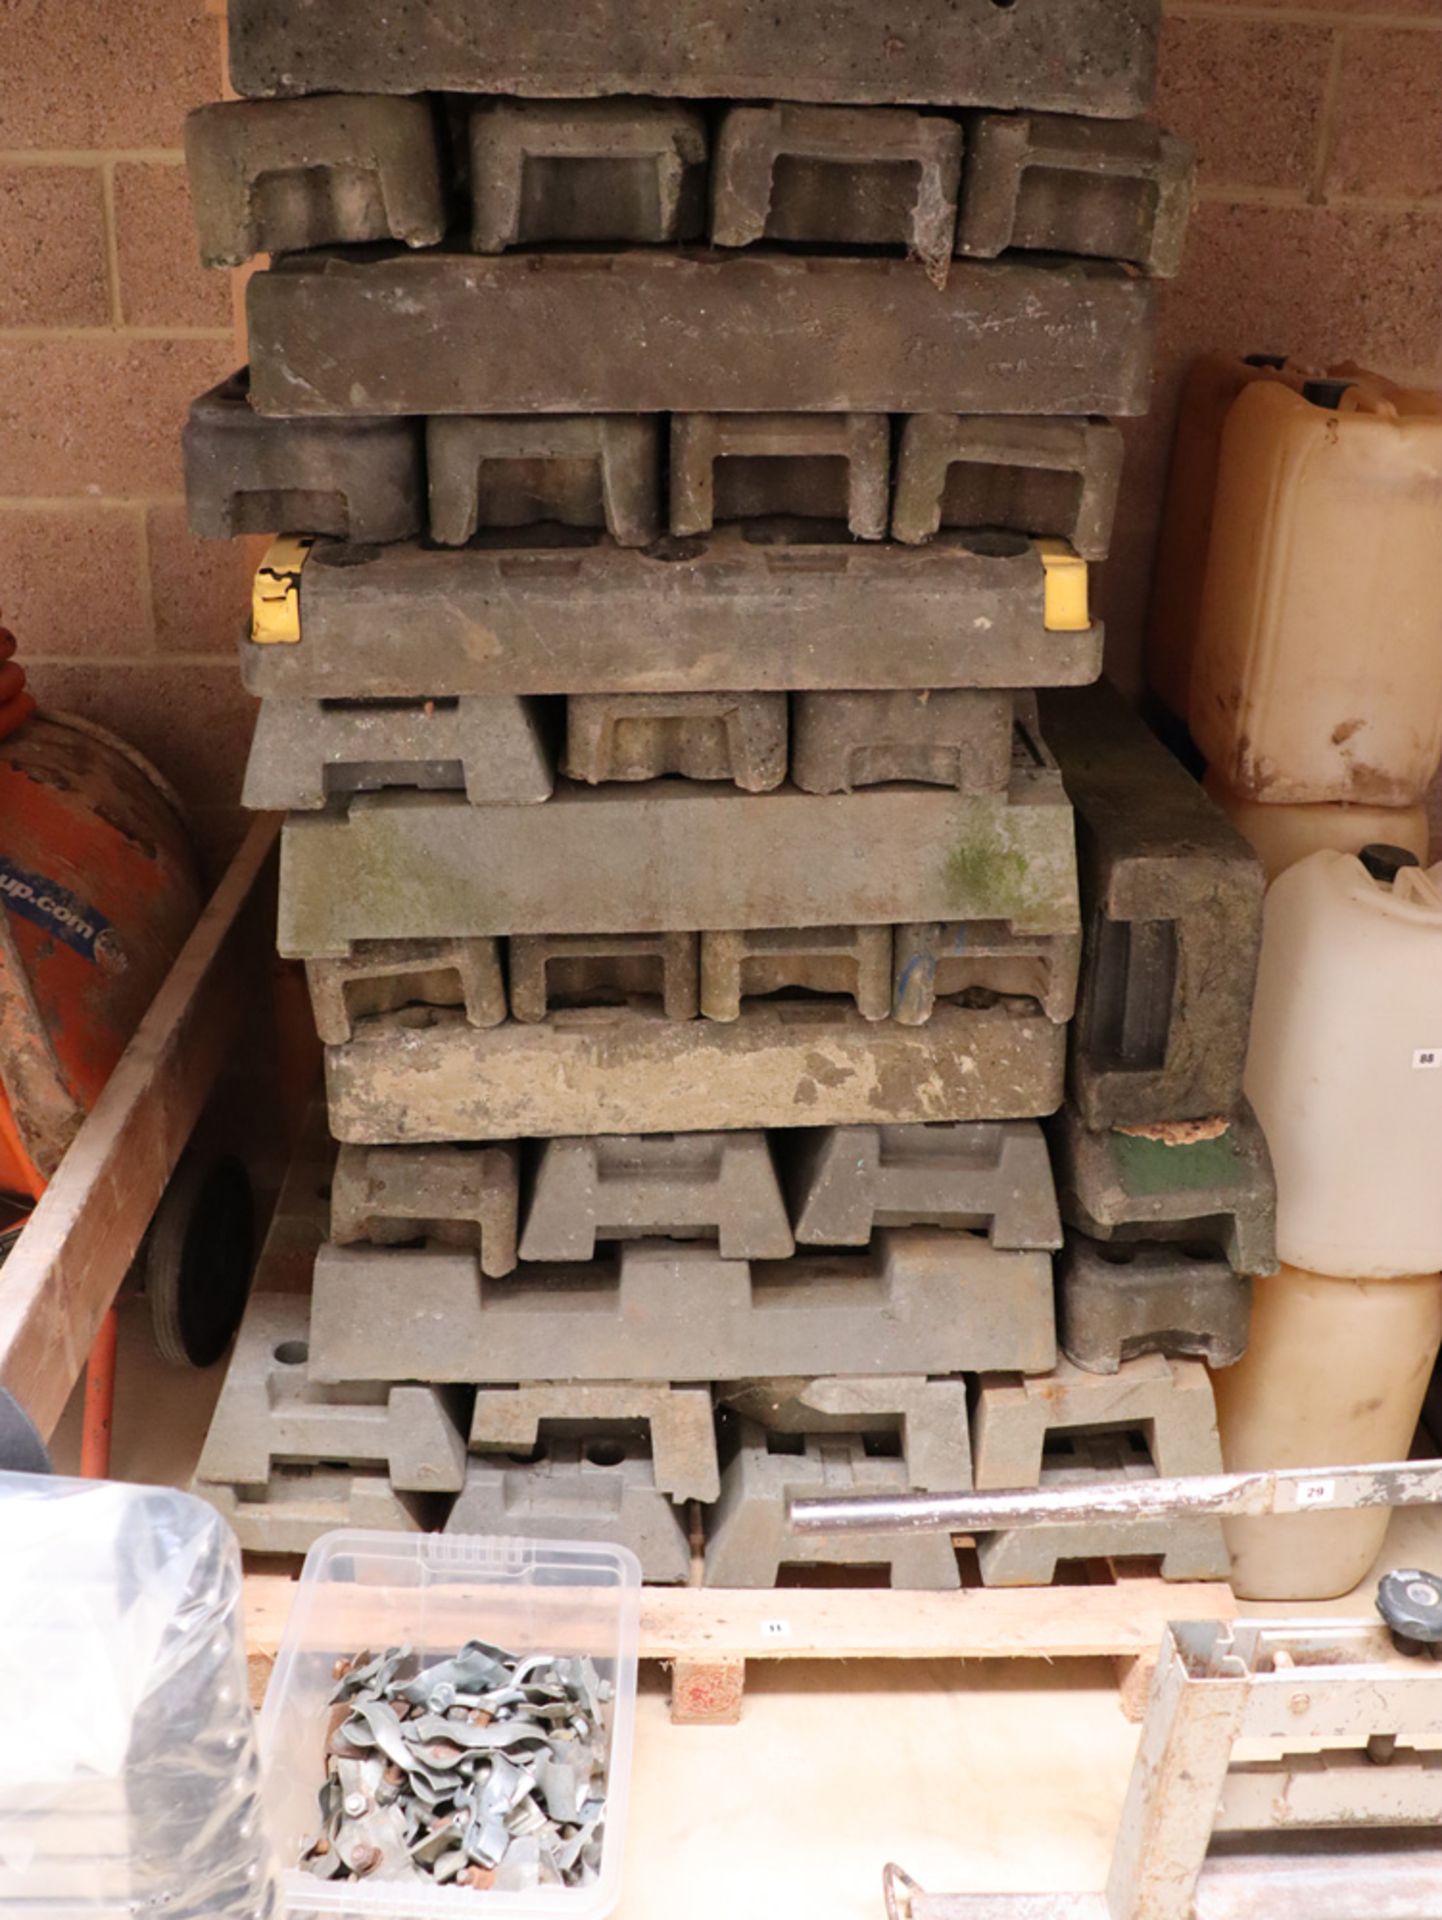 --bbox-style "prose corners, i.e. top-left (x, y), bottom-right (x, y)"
top-left (1203, 769), bottom-right (1431, 884)
top-left (1190, 378), bottom-right (1442, 805)
top-left (1244, 846), bottom-right (1442, 1278)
